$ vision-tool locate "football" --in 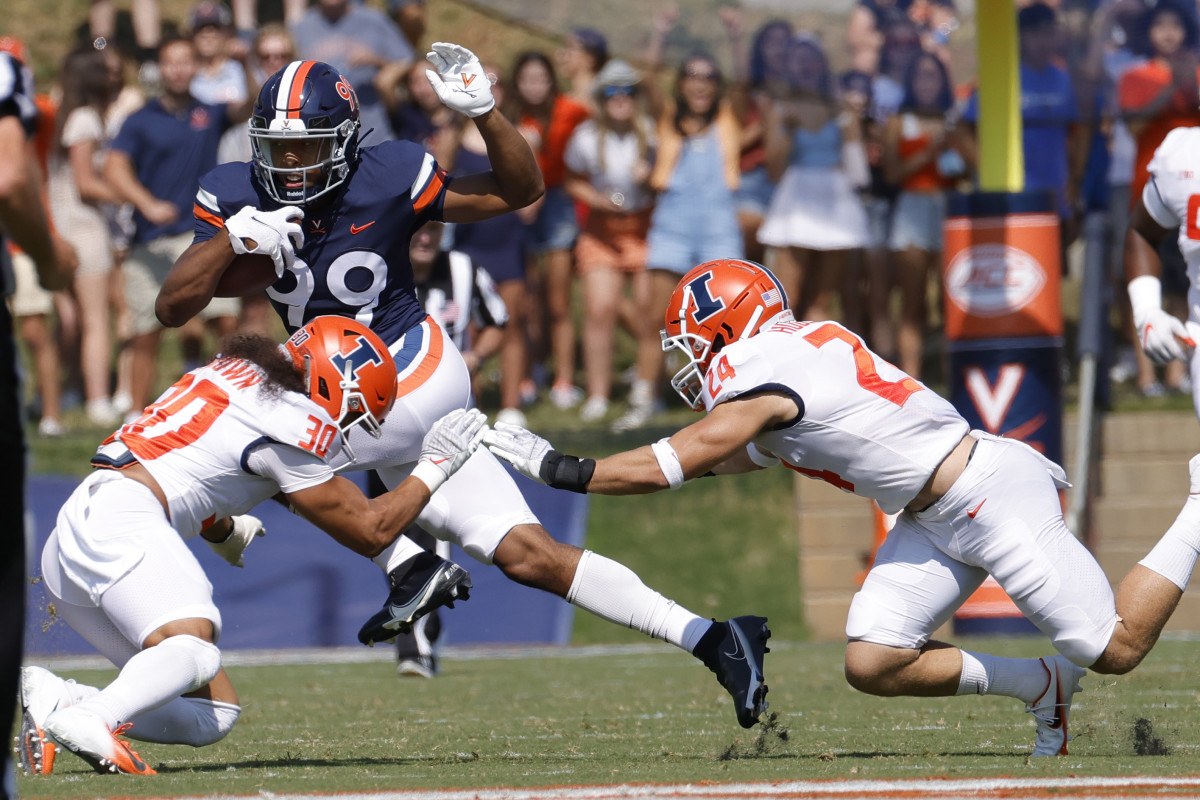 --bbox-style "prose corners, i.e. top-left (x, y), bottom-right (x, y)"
top-left (214, 253), bottom-right (280, 297)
